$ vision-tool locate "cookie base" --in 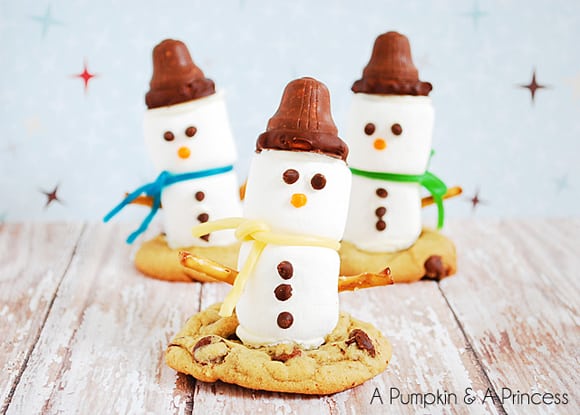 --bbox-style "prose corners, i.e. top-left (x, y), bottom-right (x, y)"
top-left (134, 234), bottom-right (239, 282)
top-left (340, 228), bottom-right (457, 283)
top-left (166, 303), bottom-right (392, 395)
